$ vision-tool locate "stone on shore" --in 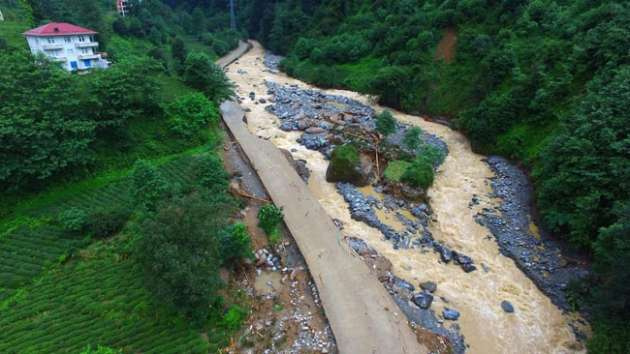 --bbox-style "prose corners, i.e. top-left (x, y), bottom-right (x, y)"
top-left (420, 281), bottom-right (437, 293)
top-left (411, 292), bottom-right (434, 309)
top-left (443, 308), bottom-right (460, 321)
